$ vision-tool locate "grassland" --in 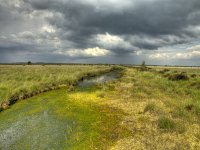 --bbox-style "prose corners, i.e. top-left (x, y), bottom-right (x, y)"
top-left (0, 65), bottom-right (200, 149)
top-left (0, 65), bottom-right (112, 110)
top-left (0, 87), bottom-right (129, 149)
top-left (106, 67), bottom-right (200, 149)
top-left (0, 66), bottom-right (129, 149)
